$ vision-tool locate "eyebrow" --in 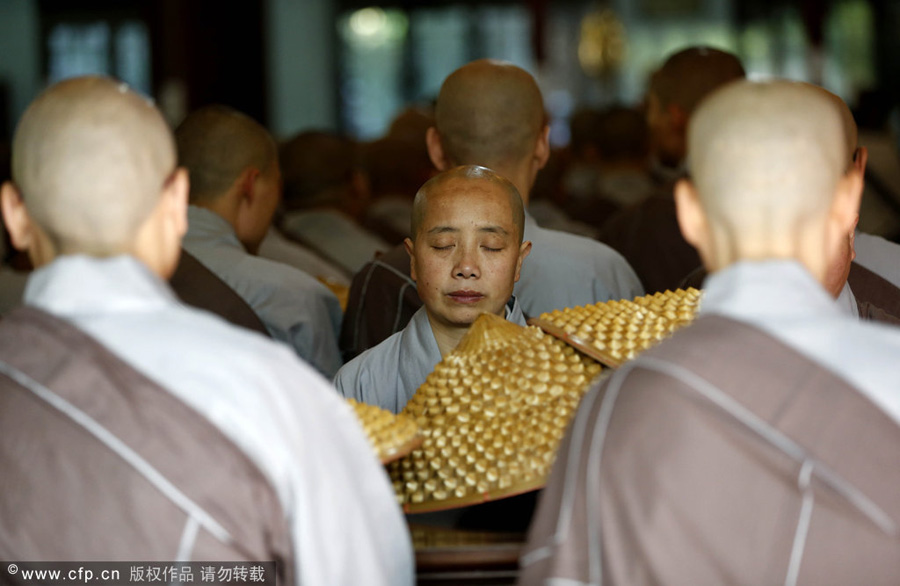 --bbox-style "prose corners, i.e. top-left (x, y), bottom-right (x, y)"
top-left (426, 225), bottom-right (510, 236)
